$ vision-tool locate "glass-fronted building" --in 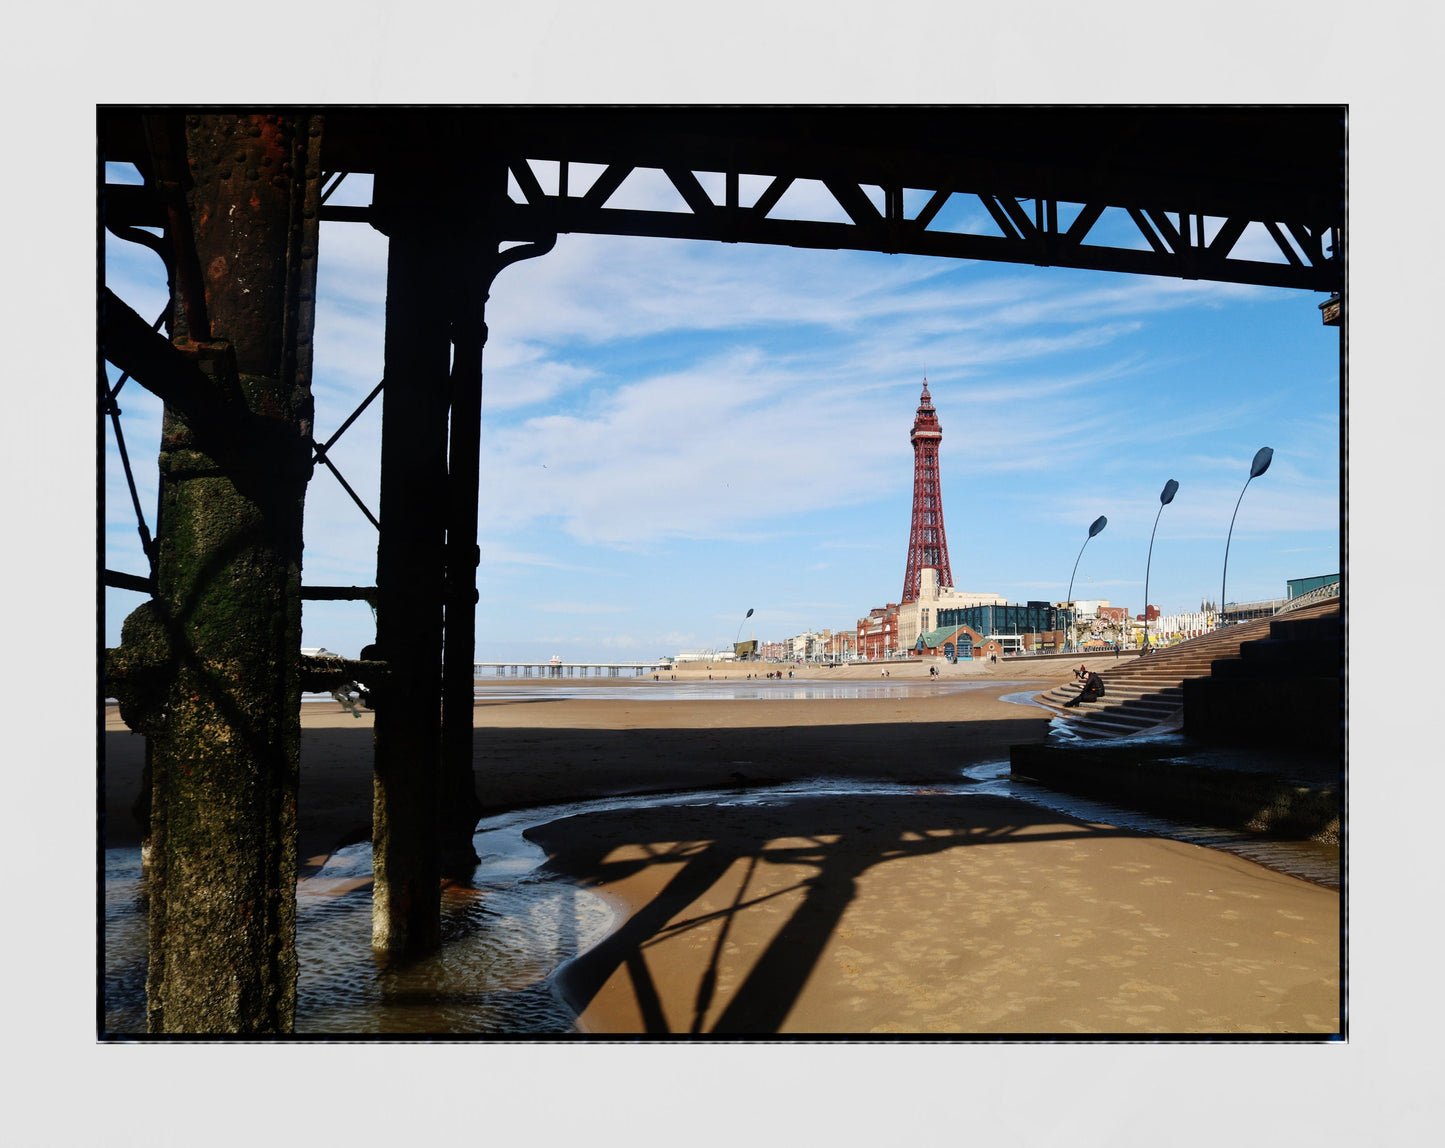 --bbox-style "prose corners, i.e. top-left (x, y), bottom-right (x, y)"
top-left (935, 601), bottom-right (1073, 638)
top-left (1286, 574), bottom-right (1340, 600)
